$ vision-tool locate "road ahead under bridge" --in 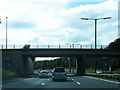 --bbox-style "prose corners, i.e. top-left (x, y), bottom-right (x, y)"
top-left (2, 48), bottom-right (120, 76)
